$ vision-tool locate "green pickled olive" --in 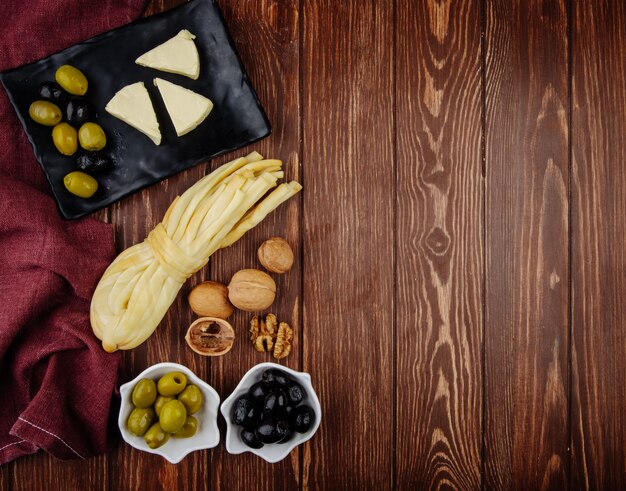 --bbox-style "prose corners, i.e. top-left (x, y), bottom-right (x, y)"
top-left (177, 385), bottom-right (203, 415)
top-left (51, 123), bottom-right (78, 156)
top-left (143, 422), bottom-right (170, 449)
top-left (55, 65), bottom-right (88, 95)
top-left (157, 371), bottom-right (187, 397)
top-left (127, 407), bottom-right (155, 437)
top-left (78, 122), bottom-right (106, 151)
top-left (173, 416), bottom-right (198, 438)
top-left (159, 400), bottom-right (187, 433)
top-left (29, 100), bottom-right (62, 126)
top-left (154, 395), bottom-right (174, 417)
top-left (63, 171), bottom-right (98, 198)
top-left (131, 378), bottom-right (157, 408)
